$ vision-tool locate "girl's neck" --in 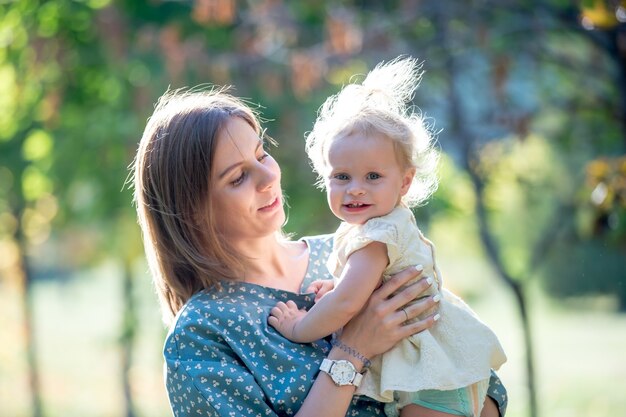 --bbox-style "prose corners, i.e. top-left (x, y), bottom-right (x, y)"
top-left (347, 204), bottom-right (403, 226)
